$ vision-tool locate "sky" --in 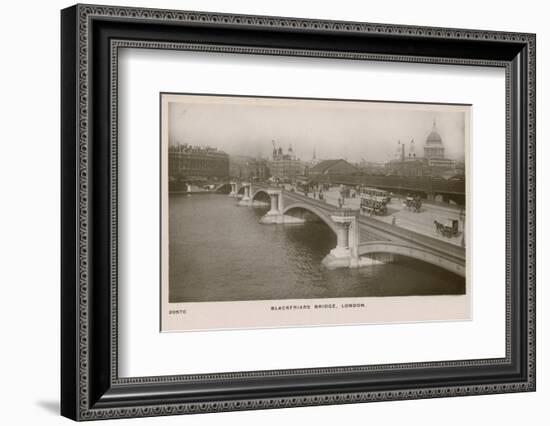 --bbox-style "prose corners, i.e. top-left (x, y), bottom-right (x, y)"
top-left (167, 95), bottom-right (468, 163)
